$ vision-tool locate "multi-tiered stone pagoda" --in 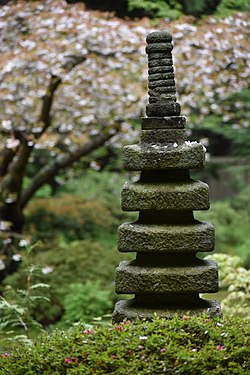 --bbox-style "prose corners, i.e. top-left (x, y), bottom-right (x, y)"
top-left (112, 31), bottom-right (221, 323)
